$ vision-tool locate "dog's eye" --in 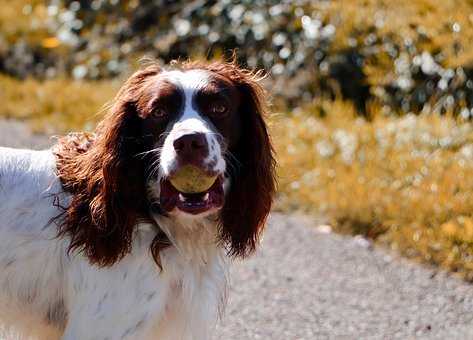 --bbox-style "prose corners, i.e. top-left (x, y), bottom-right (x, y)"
top-left (153, 107), bottom-right (168, 118)
top-left (208, 101), bottom-right (228, 117)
